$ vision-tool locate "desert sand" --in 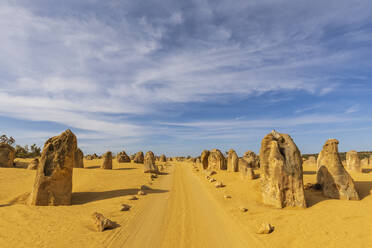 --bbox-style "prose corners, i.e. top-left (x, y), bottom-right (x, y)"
top-left (0, 159), bottom-right (371, 248)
